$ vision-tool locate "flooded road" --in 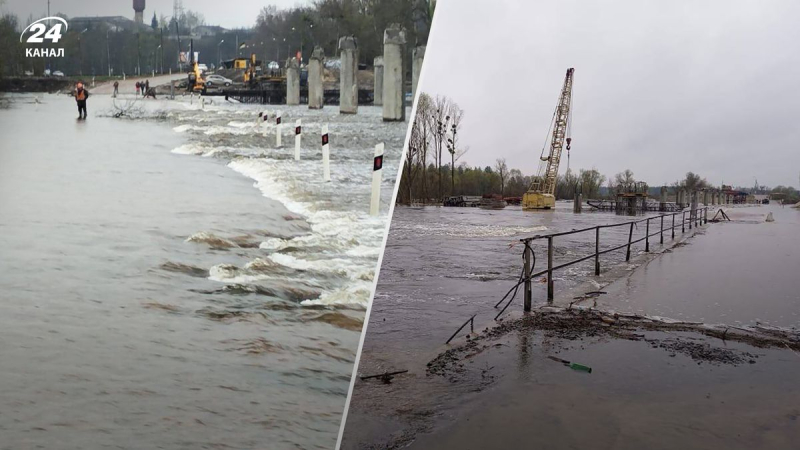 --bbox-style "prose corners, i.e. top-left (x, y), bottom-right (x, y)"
top-left (0, 94), bottom-right (404, 449)
top-left (607, 205), bottom-right (800, 327)
top-left (358, 204), bottom-right (666, 375)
